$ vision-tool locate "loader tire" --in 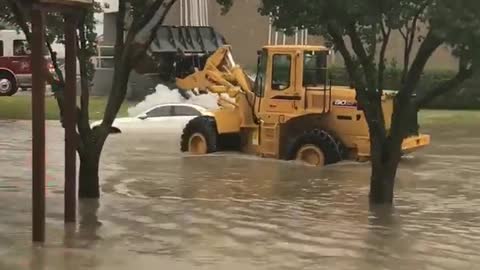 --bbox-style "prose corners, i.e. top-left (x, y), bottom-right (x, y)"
top-left (181, 116), bottom-right (218, 154)
top-left (286, 129), bottom-right (345, 166)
